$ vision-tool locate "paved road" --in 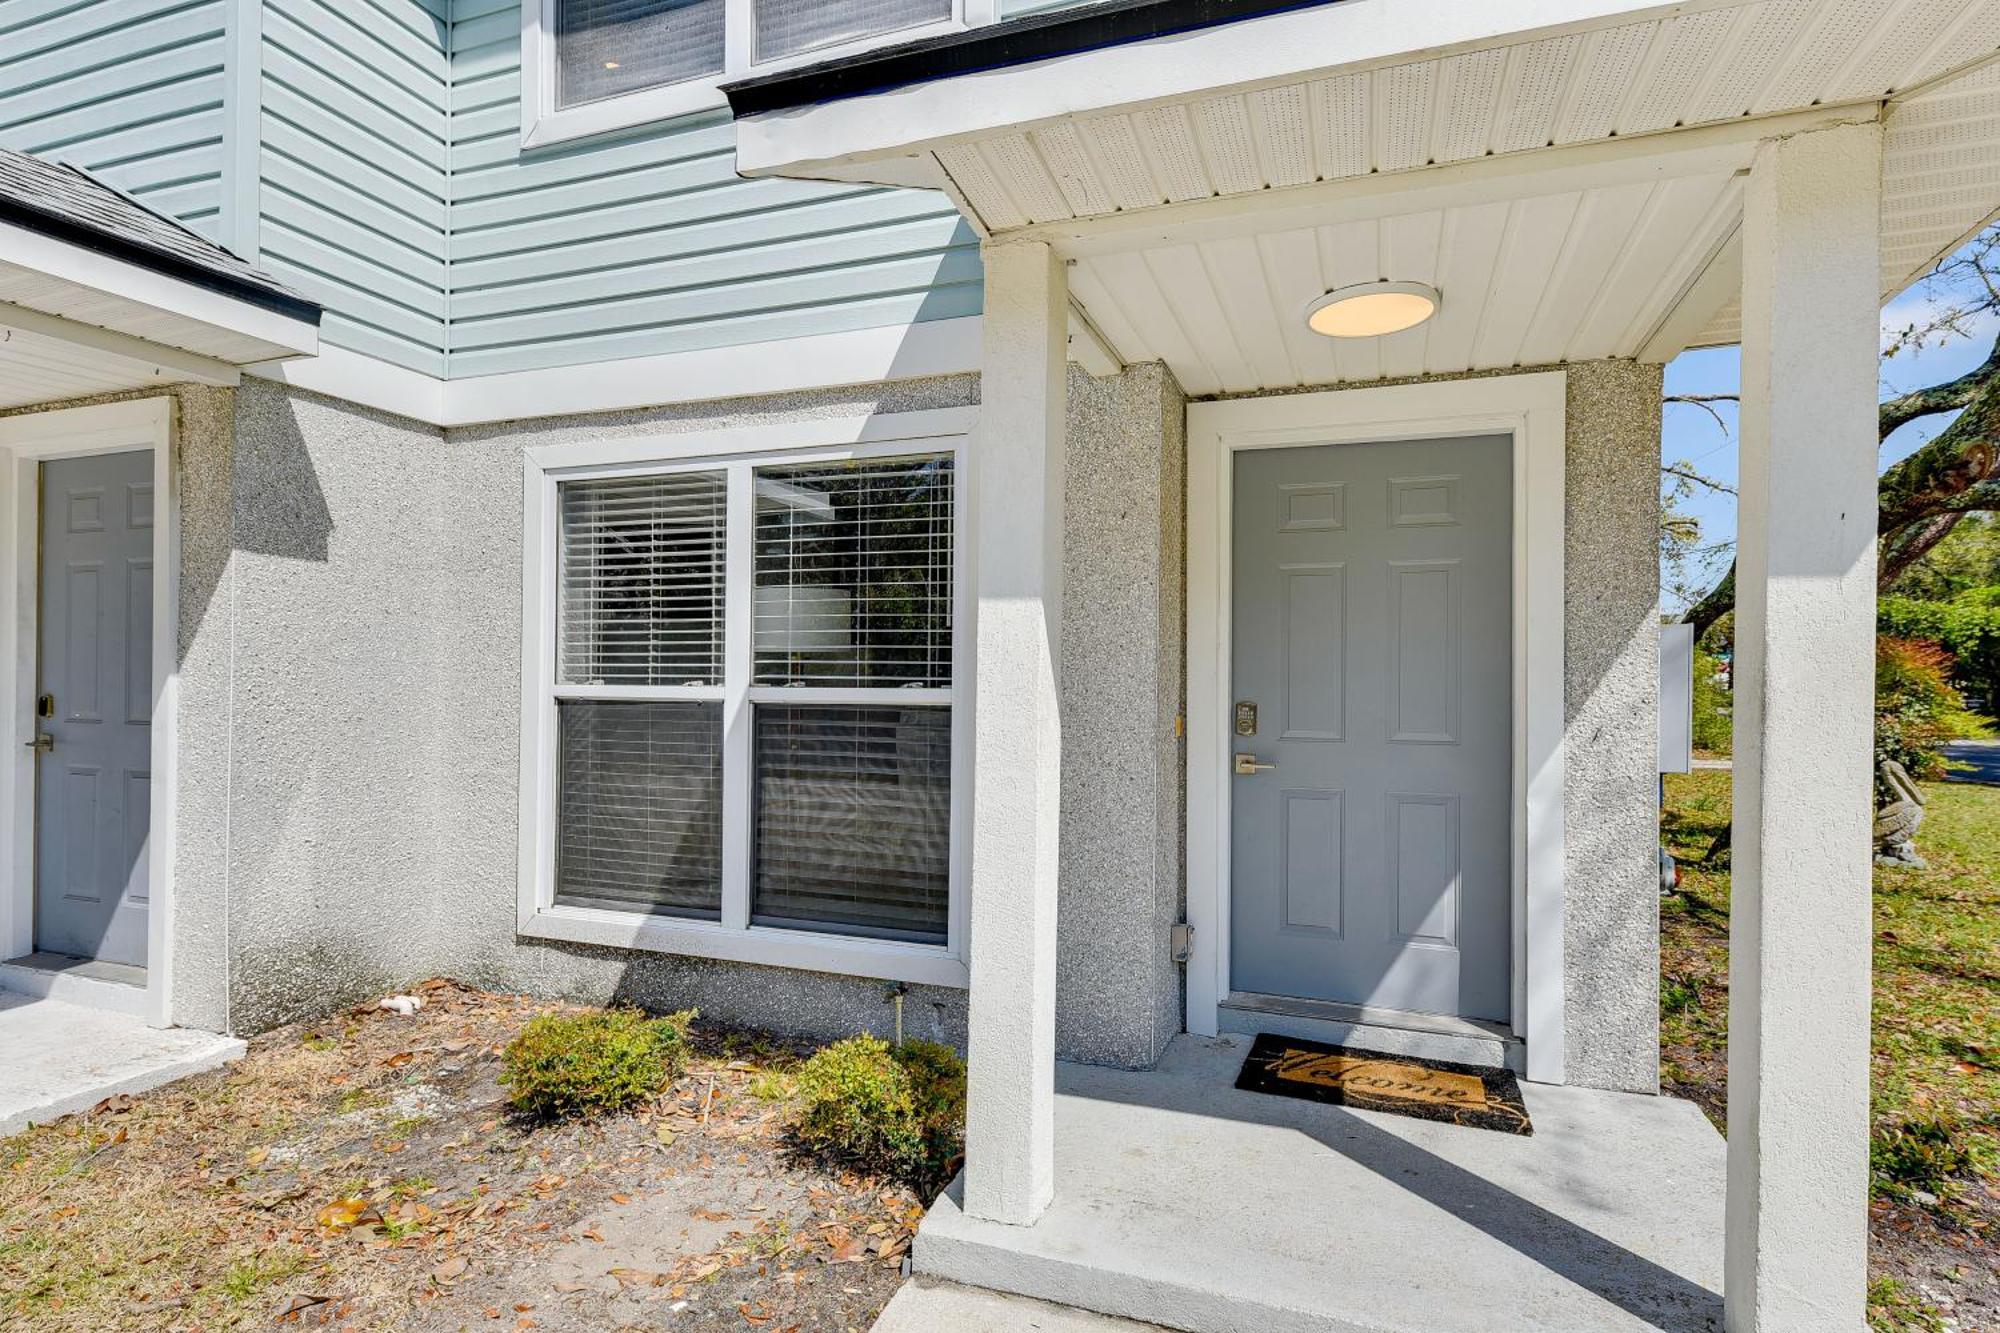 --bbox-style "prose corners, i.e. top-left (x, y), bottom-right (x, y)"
top-left (1943, 739), bottom-right (2000, 786)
